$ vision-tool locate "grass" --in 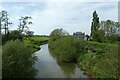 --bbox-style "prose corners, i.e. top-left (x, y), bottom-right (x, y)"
top-left (77, 40), bottom-right (118, 78)
top-left (30, 36), bottom-right (49, 41)
top-left (23, 36), bottom-right (49, 52)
